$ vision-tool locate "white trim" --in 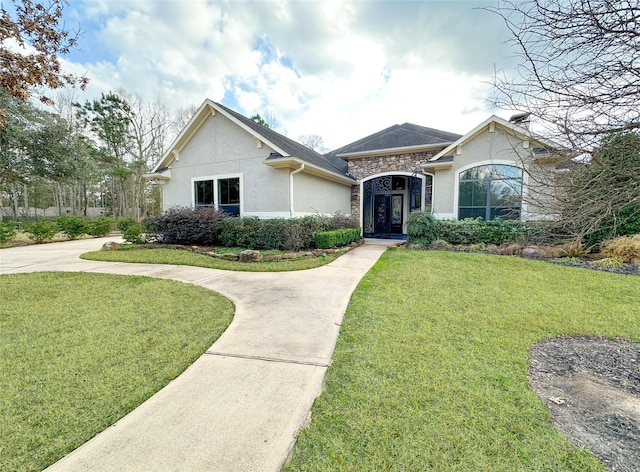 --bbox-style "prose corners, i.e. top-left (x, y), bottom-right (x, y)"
top-left (453, 160), bottom-right (523, 220)
top-left (338, 142), bottom-right (454, 159)
top-left (430, 115), bottom-right (563, 162)
top-left (153, 99), bottom-right (292, 174)
top-left (433, 212), bottom-right (455, 220)
top-left (264, 156), bottom-right (356, 186)
top-left (191, 173), bottom-right (244, 215)
top-left (520, 168), bottom-right (531, 221)
top-left (423, 171), bottom-right (435, 214)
